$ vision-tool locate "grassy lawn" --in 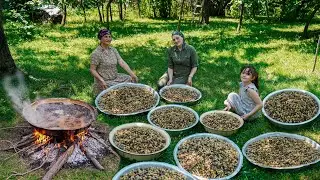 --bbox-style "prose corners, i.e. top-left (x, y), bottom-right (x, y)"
top-left (1, 11), bottom-right (320, 179)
